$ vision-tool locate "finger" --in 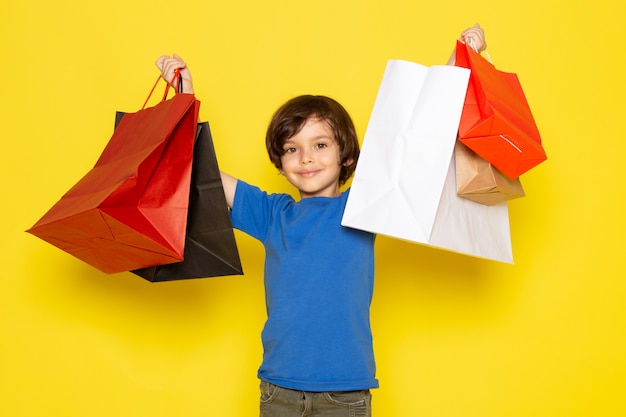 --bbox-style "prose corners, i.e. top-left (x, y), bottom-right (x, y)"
top-left (155, 55), bottom-right (170, 70)
top-left (462, 29), bottom-right (483, 39)
top-left (163, 60), bottom-right (183, 77)
top-left (156, 55), bottom-right (184, 70)
top-left (461, 26), bottom-right (486, 50)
